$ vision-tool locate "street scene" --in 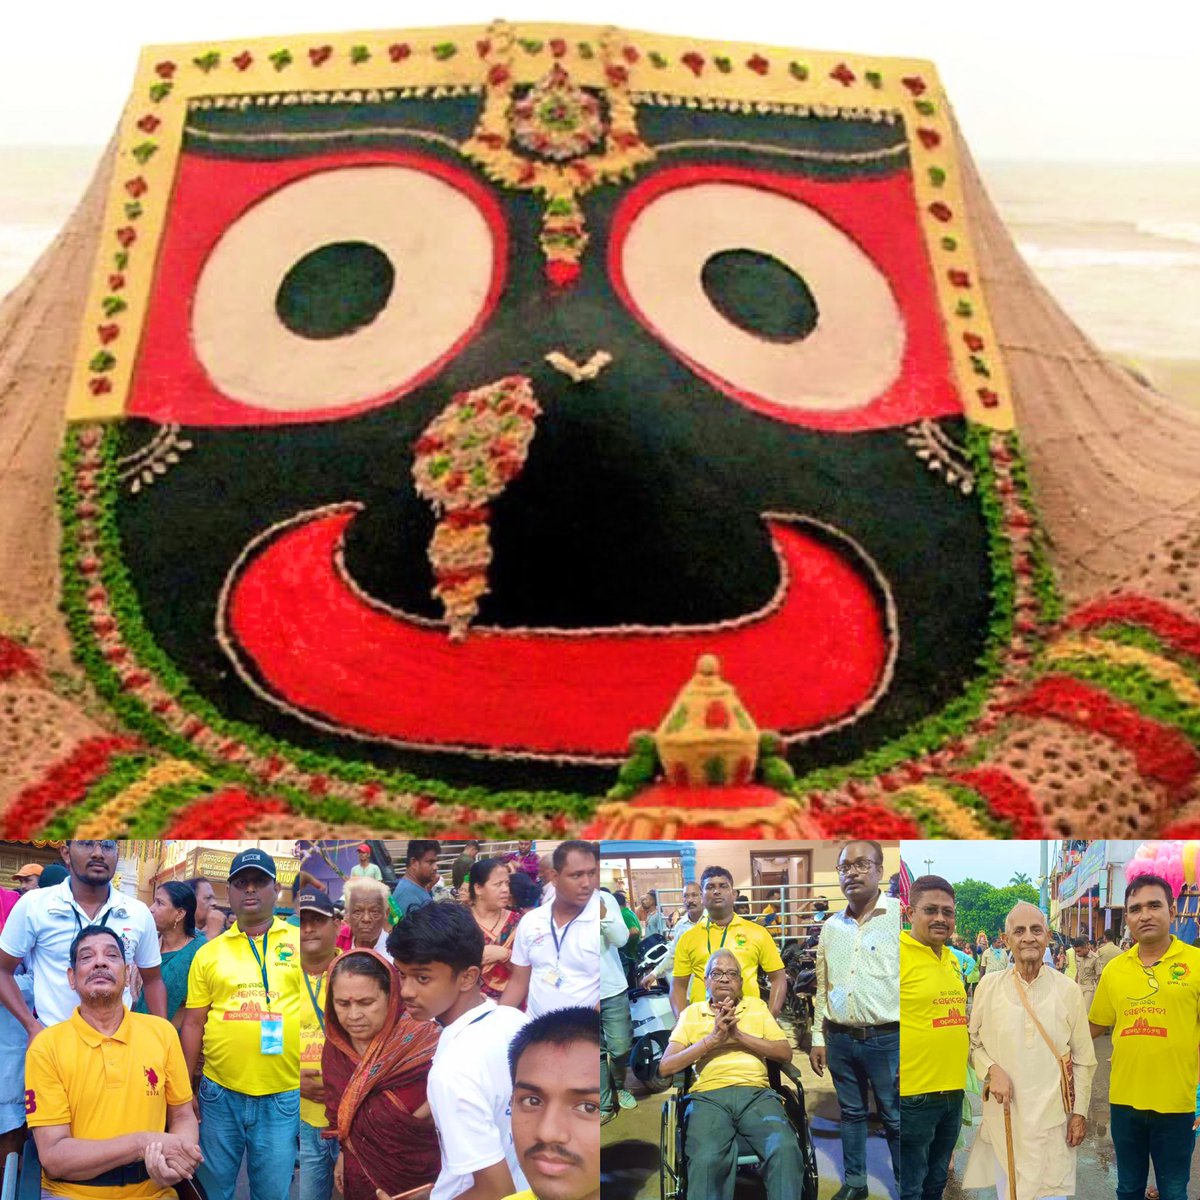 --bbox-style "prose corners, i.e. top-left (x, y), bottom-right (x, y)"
top-left (902, 839), bottom-right (1200, 1200)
